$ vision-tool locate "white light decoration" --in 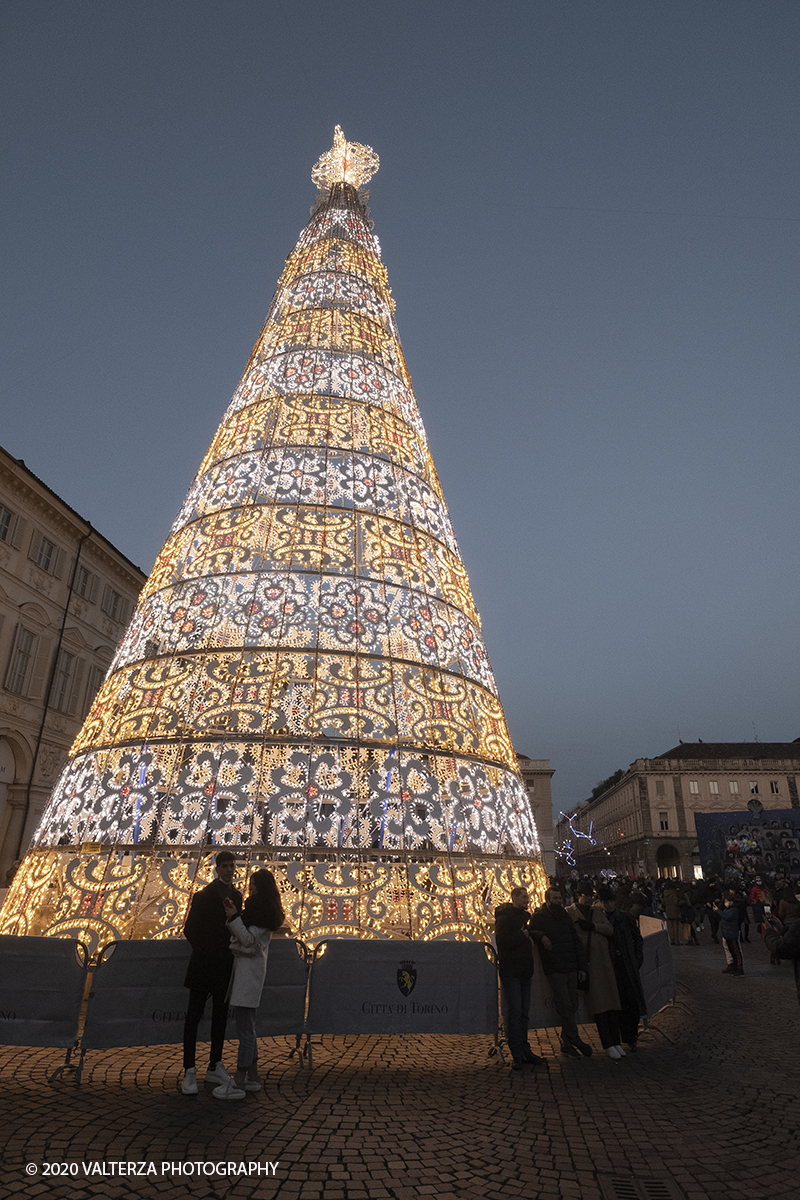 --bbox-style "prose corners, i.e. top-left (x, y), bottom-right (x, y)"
top-left (0, 130), bottom-right (545, 951)
top-left (311, 126), bottom-right (380, 190)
